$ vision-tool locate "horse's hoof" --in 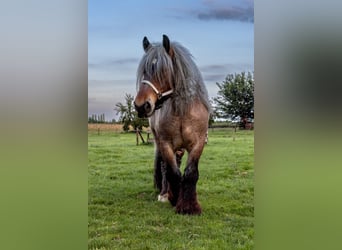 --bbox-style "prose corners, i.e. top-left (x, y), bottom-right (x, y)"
top-left (176, 201), bottom-right (202, 215)
top-left (176, 207), bottom-right (202, 215)
top-left (157, 194), bottom-right (169, 202)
